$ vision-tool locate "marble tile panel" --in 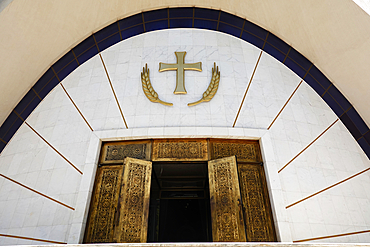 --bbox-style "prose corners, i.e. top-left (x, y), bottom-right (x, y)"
top-left (269, 87), bottom-right (338, 166)
top-left (32, 225), bottom-right (51, 242)
top-left (37, 200), bottom-right (58, 227)
top-left (8, 200), bottom-right (29, 228)
top-left (22, 197), bottom-right (44, 227)
top-left (48, 224), bottom-right (69, 242)
top-left (275, 221), bottom-right (293, 242)
top-left (27, 85), bottom-right (92, 168)
top-left (279, 166), bottom-right (301, 193)
top-left (351, 179), bottom-right (369, 199)
top-left (0, 199), bottom-right (16, 229)
top-left (270, 138), bottom-right (293, 166)
top-left (302, 197), bottom-right (325, 224)
top-left (309, 223), bottom-right (328, 239)
top-left (0, 185), bottom-right (72, 244)
top-left (290, 222), bottom-right (313, 240)
top-left (67, 223), bottom-right (85, 244)
top-left (236, 53), bottom-right (301, 129)
top-left (147, 127), bottom-right (164, 137)
top-left (0, 135), bottom-right (82, 208)
top-left (278, 113), bottom-right (370, 207)
top-left (356, 232), bottom-right (370, 243)
top-left (62, 55), bottom-right (126, 131)
top-left (71, 191), bottom-right (90, 225)
top-left (0, 236), bottom-right (19, 246)
top-left (163, 127), bottom-right (181, 136)
top-left (195, 126), bottom-right (212, 136)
